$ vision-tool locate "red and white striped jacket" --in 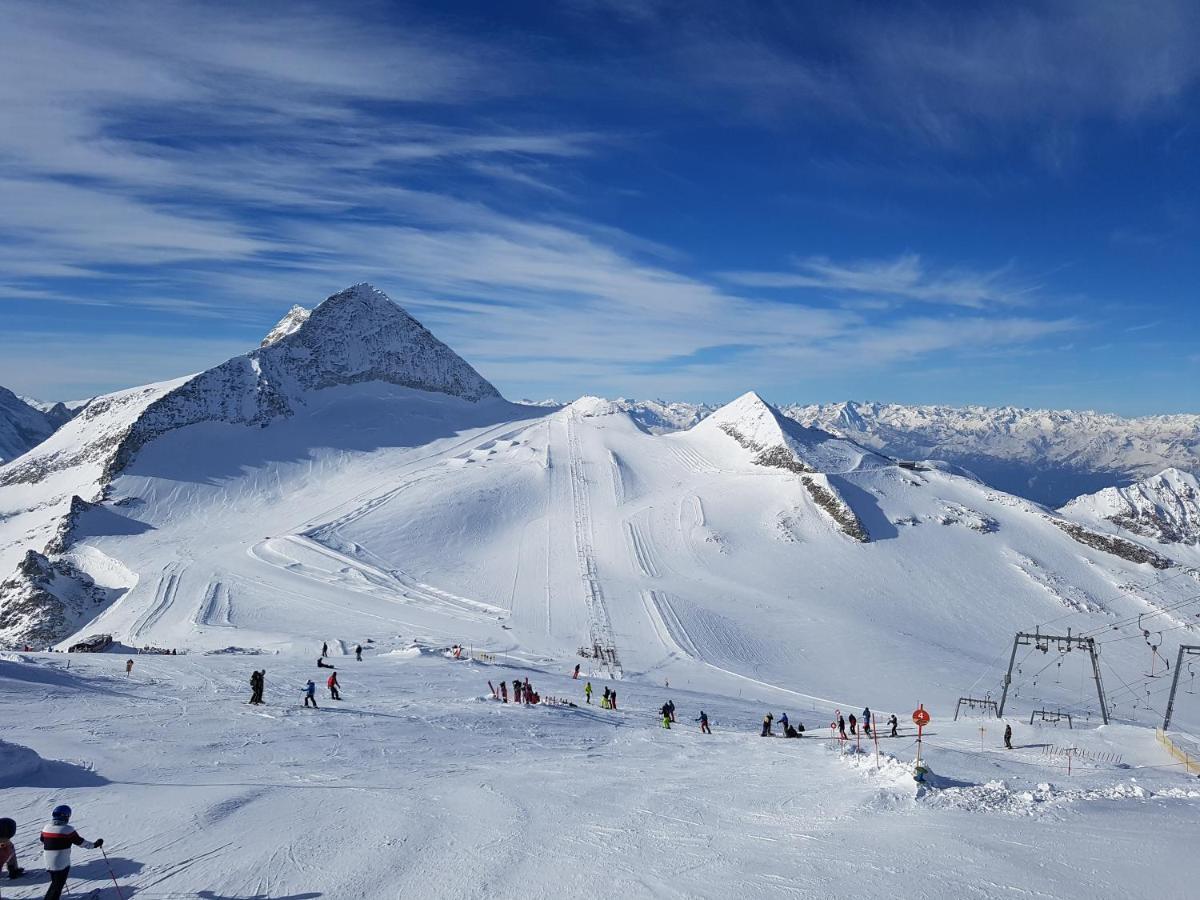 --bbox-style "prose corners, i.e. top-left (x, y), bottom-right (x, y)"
top-left (41, 822), bottom-right (94, 871)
